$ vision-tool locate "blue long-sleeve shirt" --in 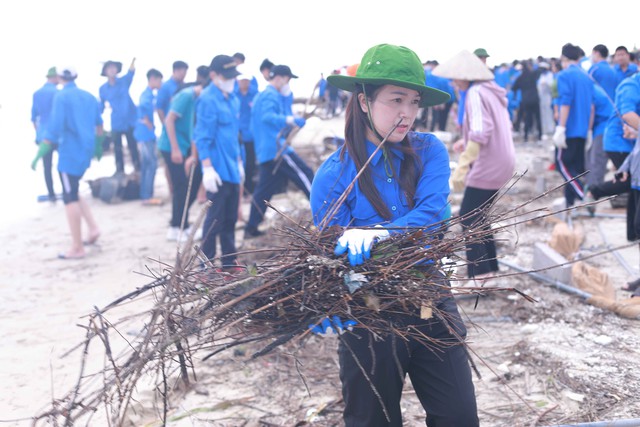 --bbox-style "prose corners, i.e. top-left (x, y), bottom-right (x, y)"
top-left (557, 64), bottom-right (594, 138)
top-left (99, 69), bottom-right (137, 132)
top-left (589, 61), bottom-right (618, 101)
top-left (593, 86), bottom-right (613, 137)
top-left (310, 132), bottom-right (450, 230)
top-left (194, 85), bottom-right (241, 184)
top-left (44, 82), bottom-right (102, 176)
top-left (251, 85), bottom-right (292, 164)
top-left (234, 85), bottom-right (258, 143)
top-left (604, 73), bottom-right (640, 153)
top-left (133, 86), bottom-right (156, 142)
top-left (156, 77), bottom-right (179, 118)
top-left (31, 82), bottom-right (59, 142)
